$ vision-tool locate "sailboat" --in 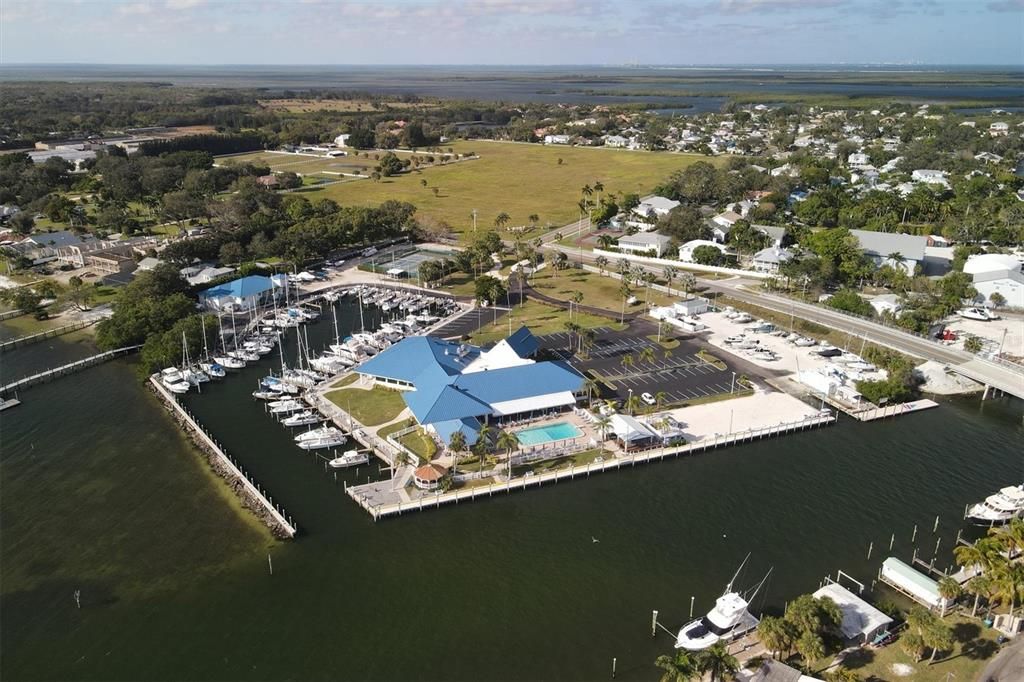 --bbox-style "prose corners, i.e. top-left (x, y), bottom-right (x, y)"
top-left (179, 331), bottom-right (210, 386)
top-left (674, 555), bottom-right (771, 651)
top-left (198, 316), bottom-right (226, 378)
top-left (213, 313), bottom-right (245, 369)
